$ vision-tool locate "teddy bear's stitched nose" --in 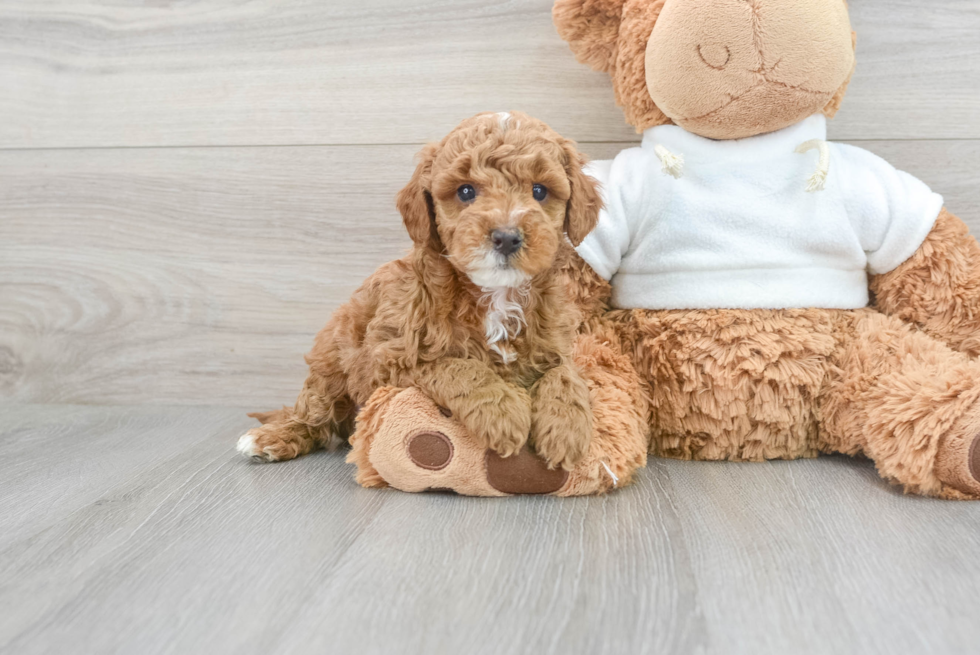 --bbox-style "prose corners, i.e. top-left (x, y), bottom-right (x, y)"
top-left (697, 43), bottom-right (731, 70)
